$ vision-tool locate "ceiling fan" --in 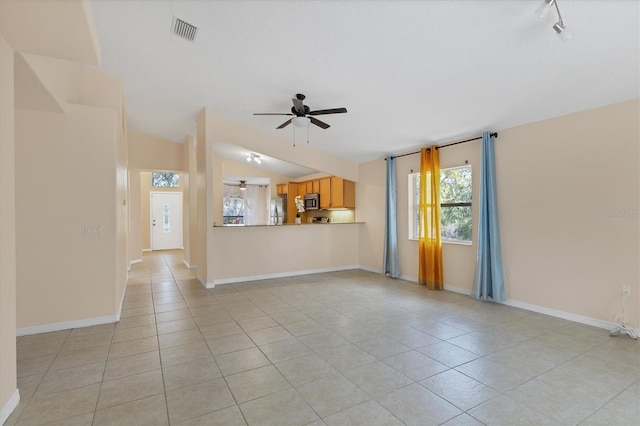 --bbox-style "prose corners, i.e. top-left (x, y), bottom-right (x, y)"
top-left (253, 93), bottom-right (347, 129)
